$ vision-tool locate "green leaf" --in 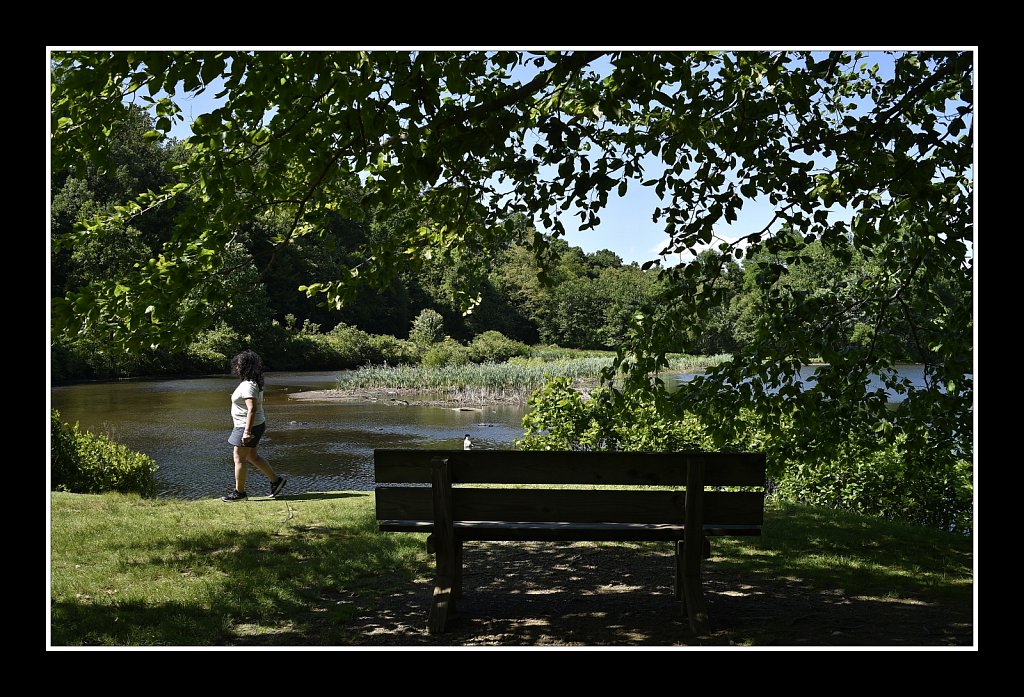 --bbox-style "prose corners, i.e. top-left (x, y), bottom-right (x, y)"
top-left (201, 57), bottom-right (224, 85)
